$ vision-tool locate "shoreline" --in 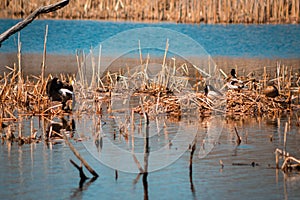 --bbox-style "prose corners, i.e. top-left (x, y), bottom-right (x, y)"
top-left (0, 17), bottom-right (299, 25)
top-left (0, 53), bottom-right (299, 77)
